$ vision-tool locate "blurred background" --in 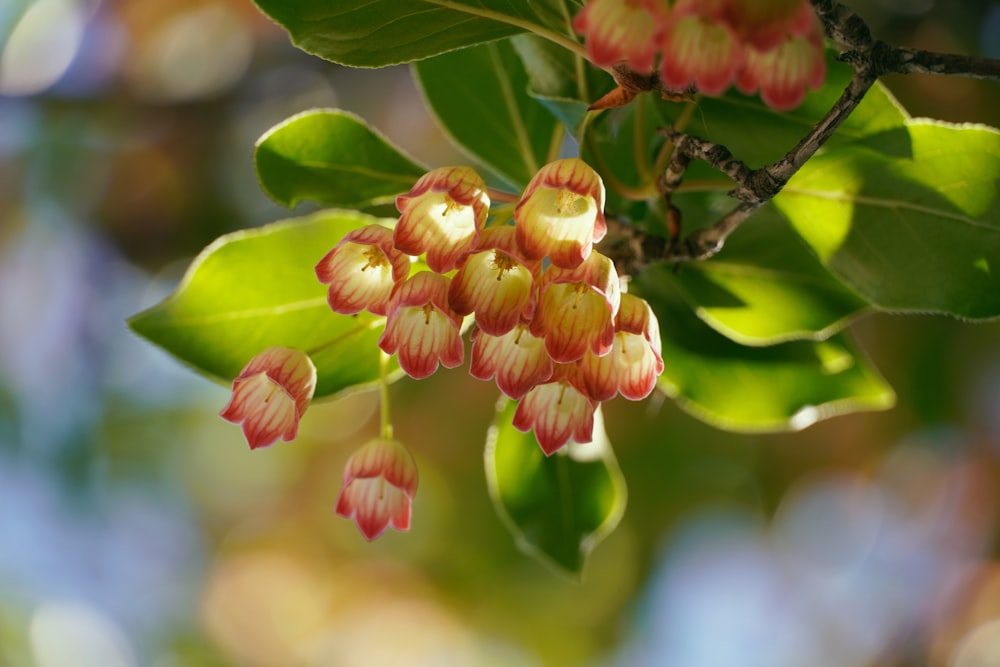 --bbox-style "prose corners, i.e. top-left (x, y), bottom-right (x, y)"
top-left (1, 0), bottom-right (1000, 665)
